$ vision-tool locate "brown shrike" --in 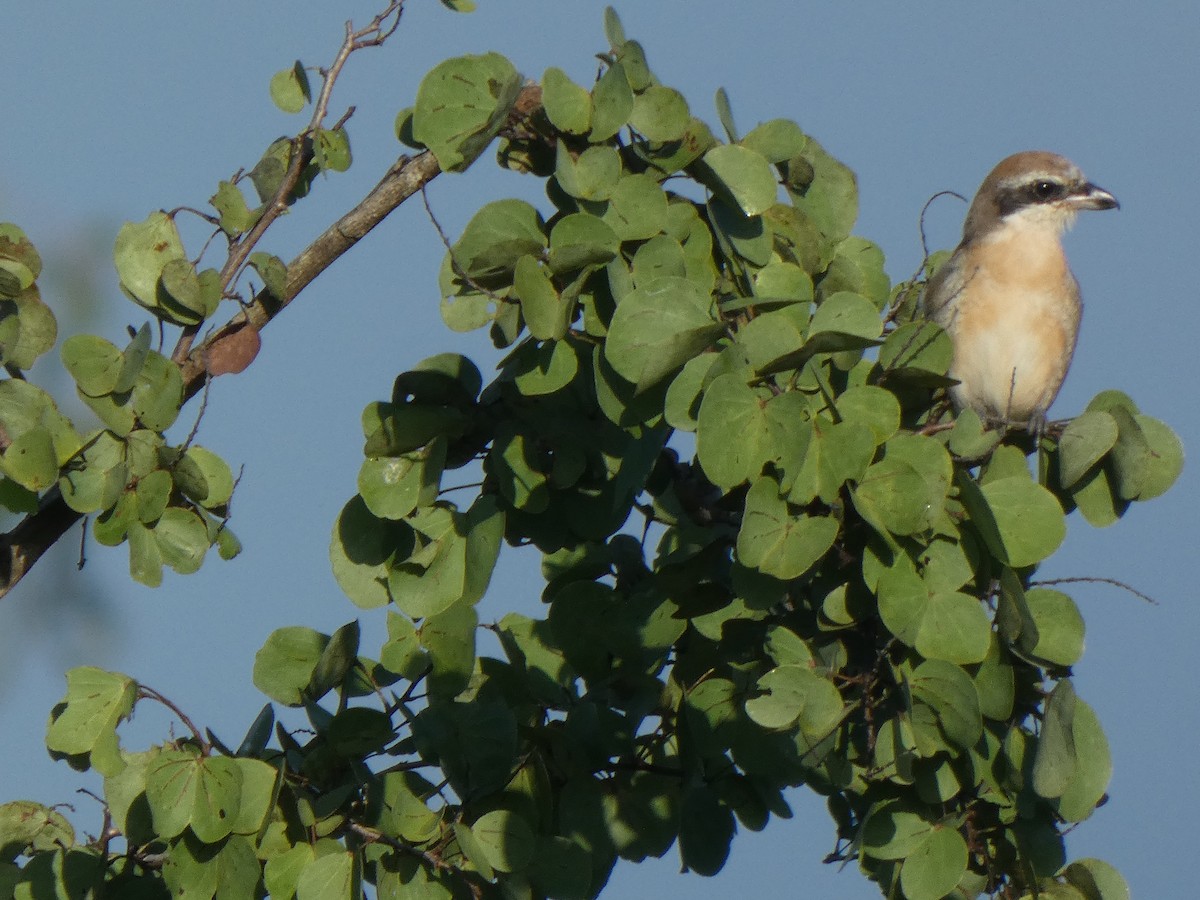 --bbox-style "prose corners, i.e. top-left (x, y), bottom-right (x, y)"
top-left (922, 151), bottom-right (1118, 430)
